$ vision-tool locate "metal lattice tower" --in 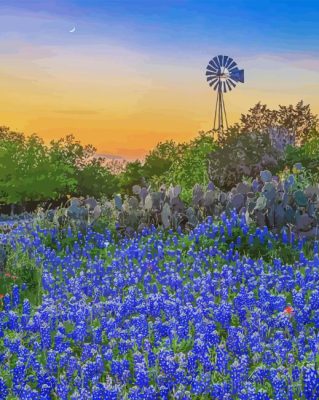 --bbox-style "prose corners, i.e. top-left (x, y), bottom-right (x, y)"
top-left (206, 55), bottom-right (244, 141)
